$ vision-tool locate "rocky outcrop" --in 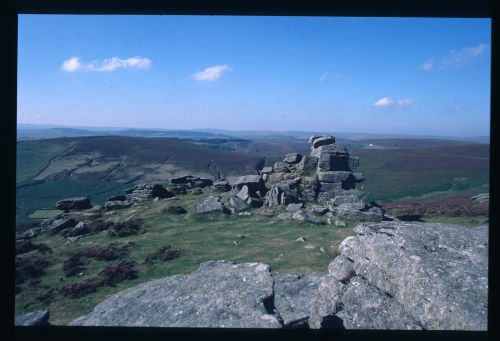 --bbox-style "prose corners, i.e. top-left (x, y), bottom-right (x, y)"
top-left (308, 221), bottom-right (488, 330)
top-left (55, 197), bottom-right (91, 210)
top-left (15, 309), bottom-right (50, 326)
top-left (471, 193), bottom-right (489, 204)
top-left (69, 261), bottom-right (282, 328)
top-left (125, 183), bottom-right (174, 201)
